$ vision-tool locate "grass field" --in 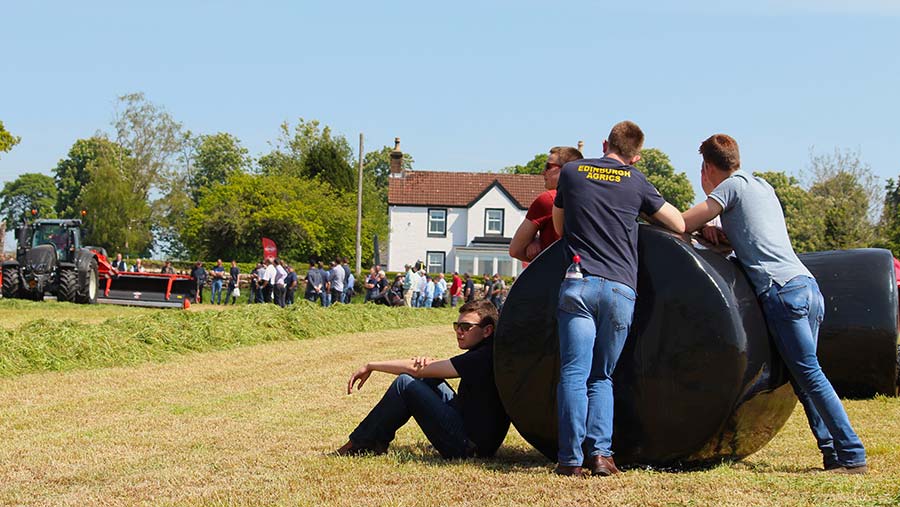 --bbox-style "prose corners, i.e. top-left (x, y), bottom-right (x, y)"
top-left (0, 302), bottom-right (898, 506)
